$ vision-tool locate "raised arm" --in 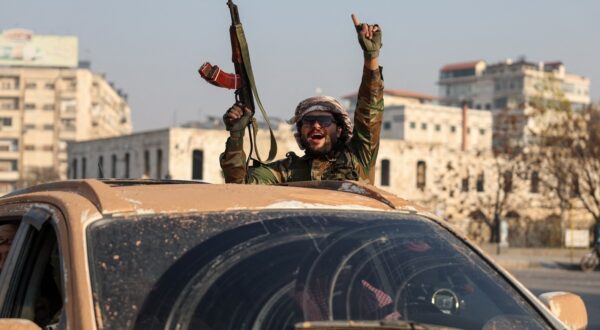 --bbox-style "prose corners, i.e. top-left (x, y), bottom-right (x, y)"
top-left (349, 14), bottom-right (384, 184)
